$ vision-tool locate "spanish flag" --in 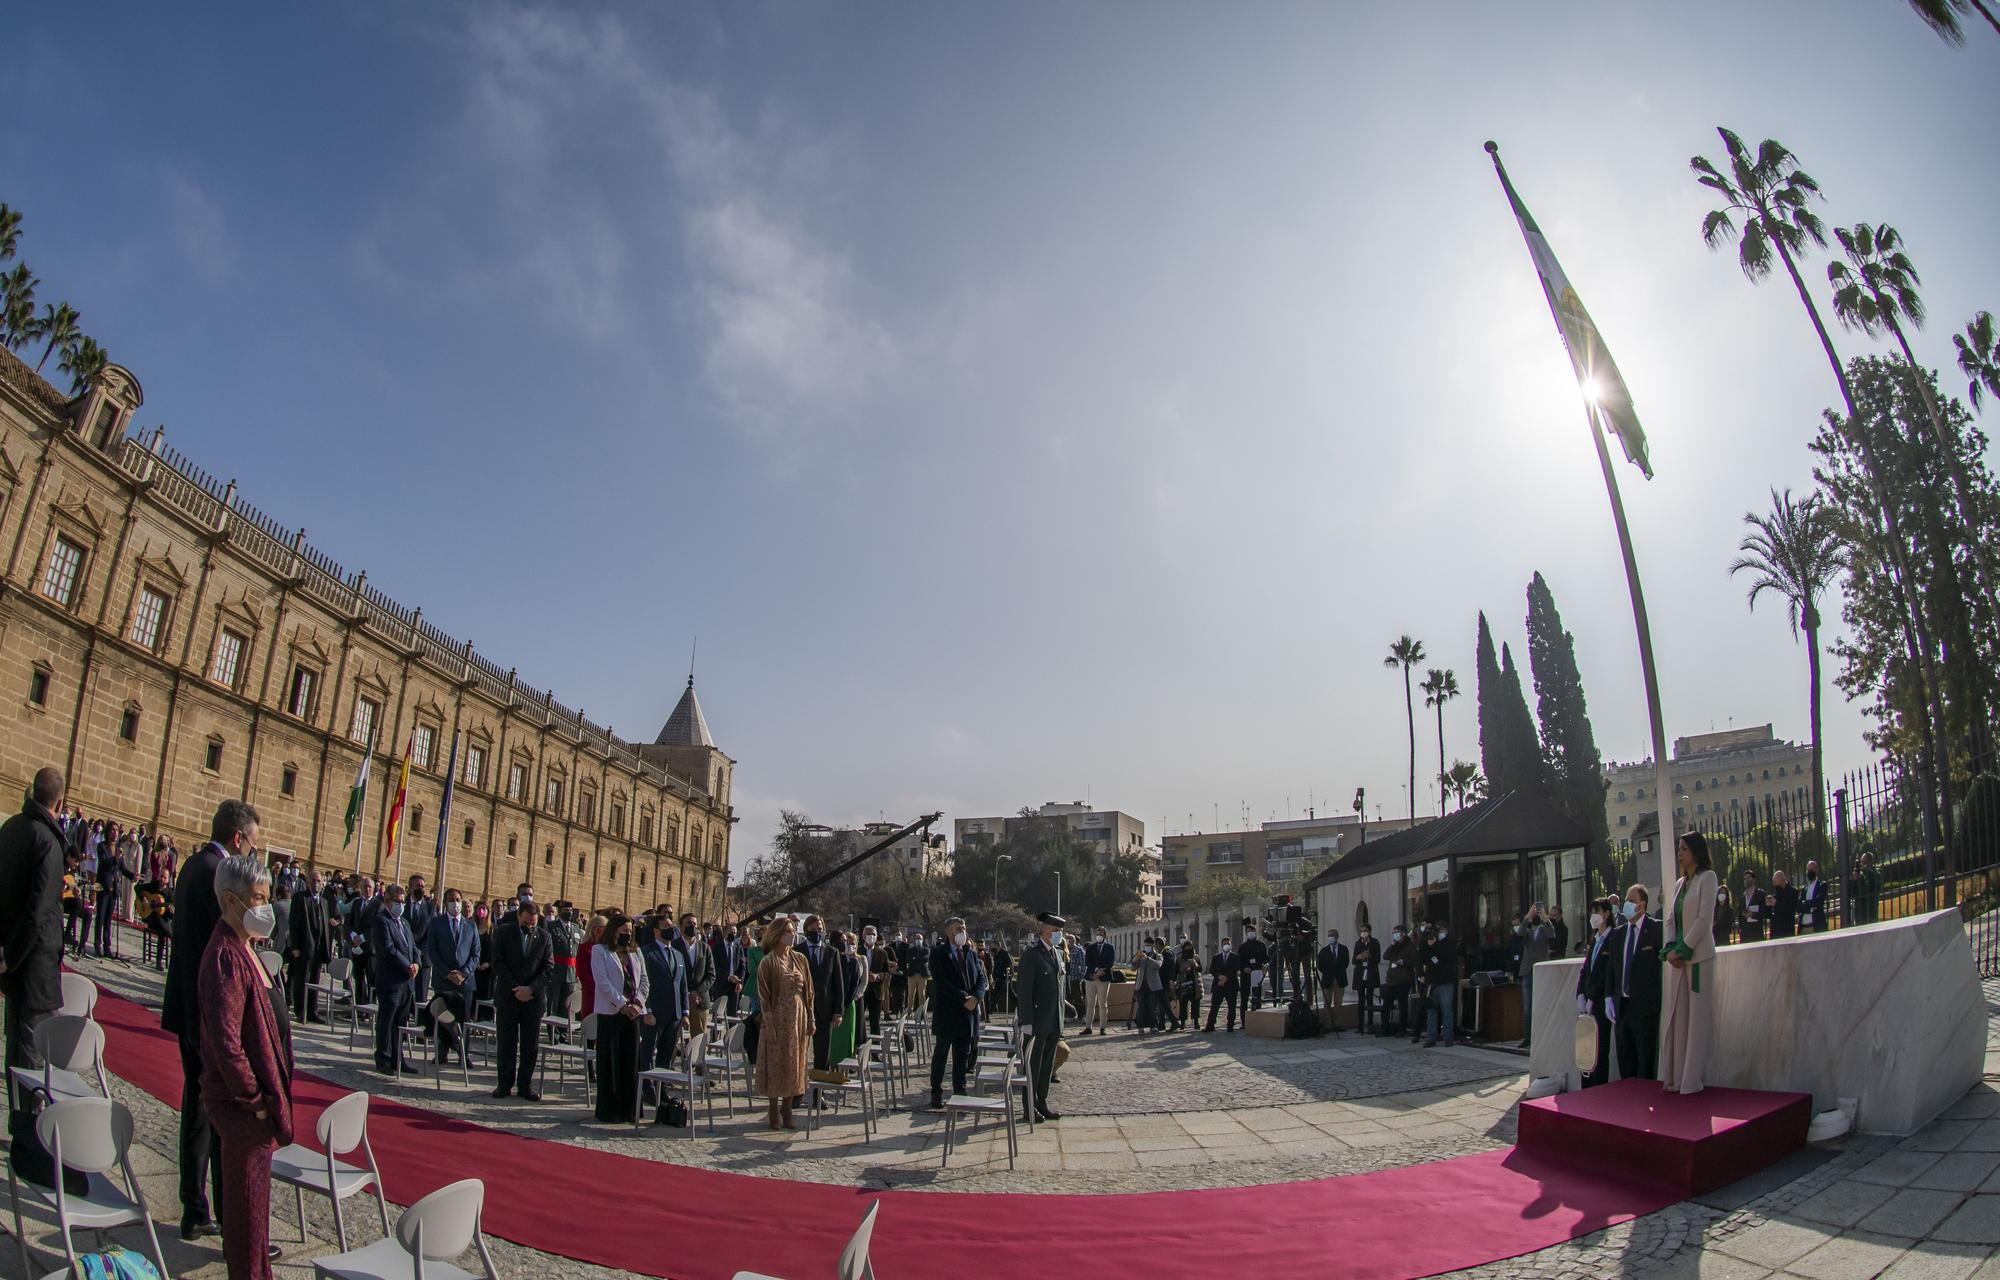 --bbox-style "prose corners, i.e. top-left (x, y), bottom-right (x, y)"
top-left (384, 733), bottom-right (413, 864)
